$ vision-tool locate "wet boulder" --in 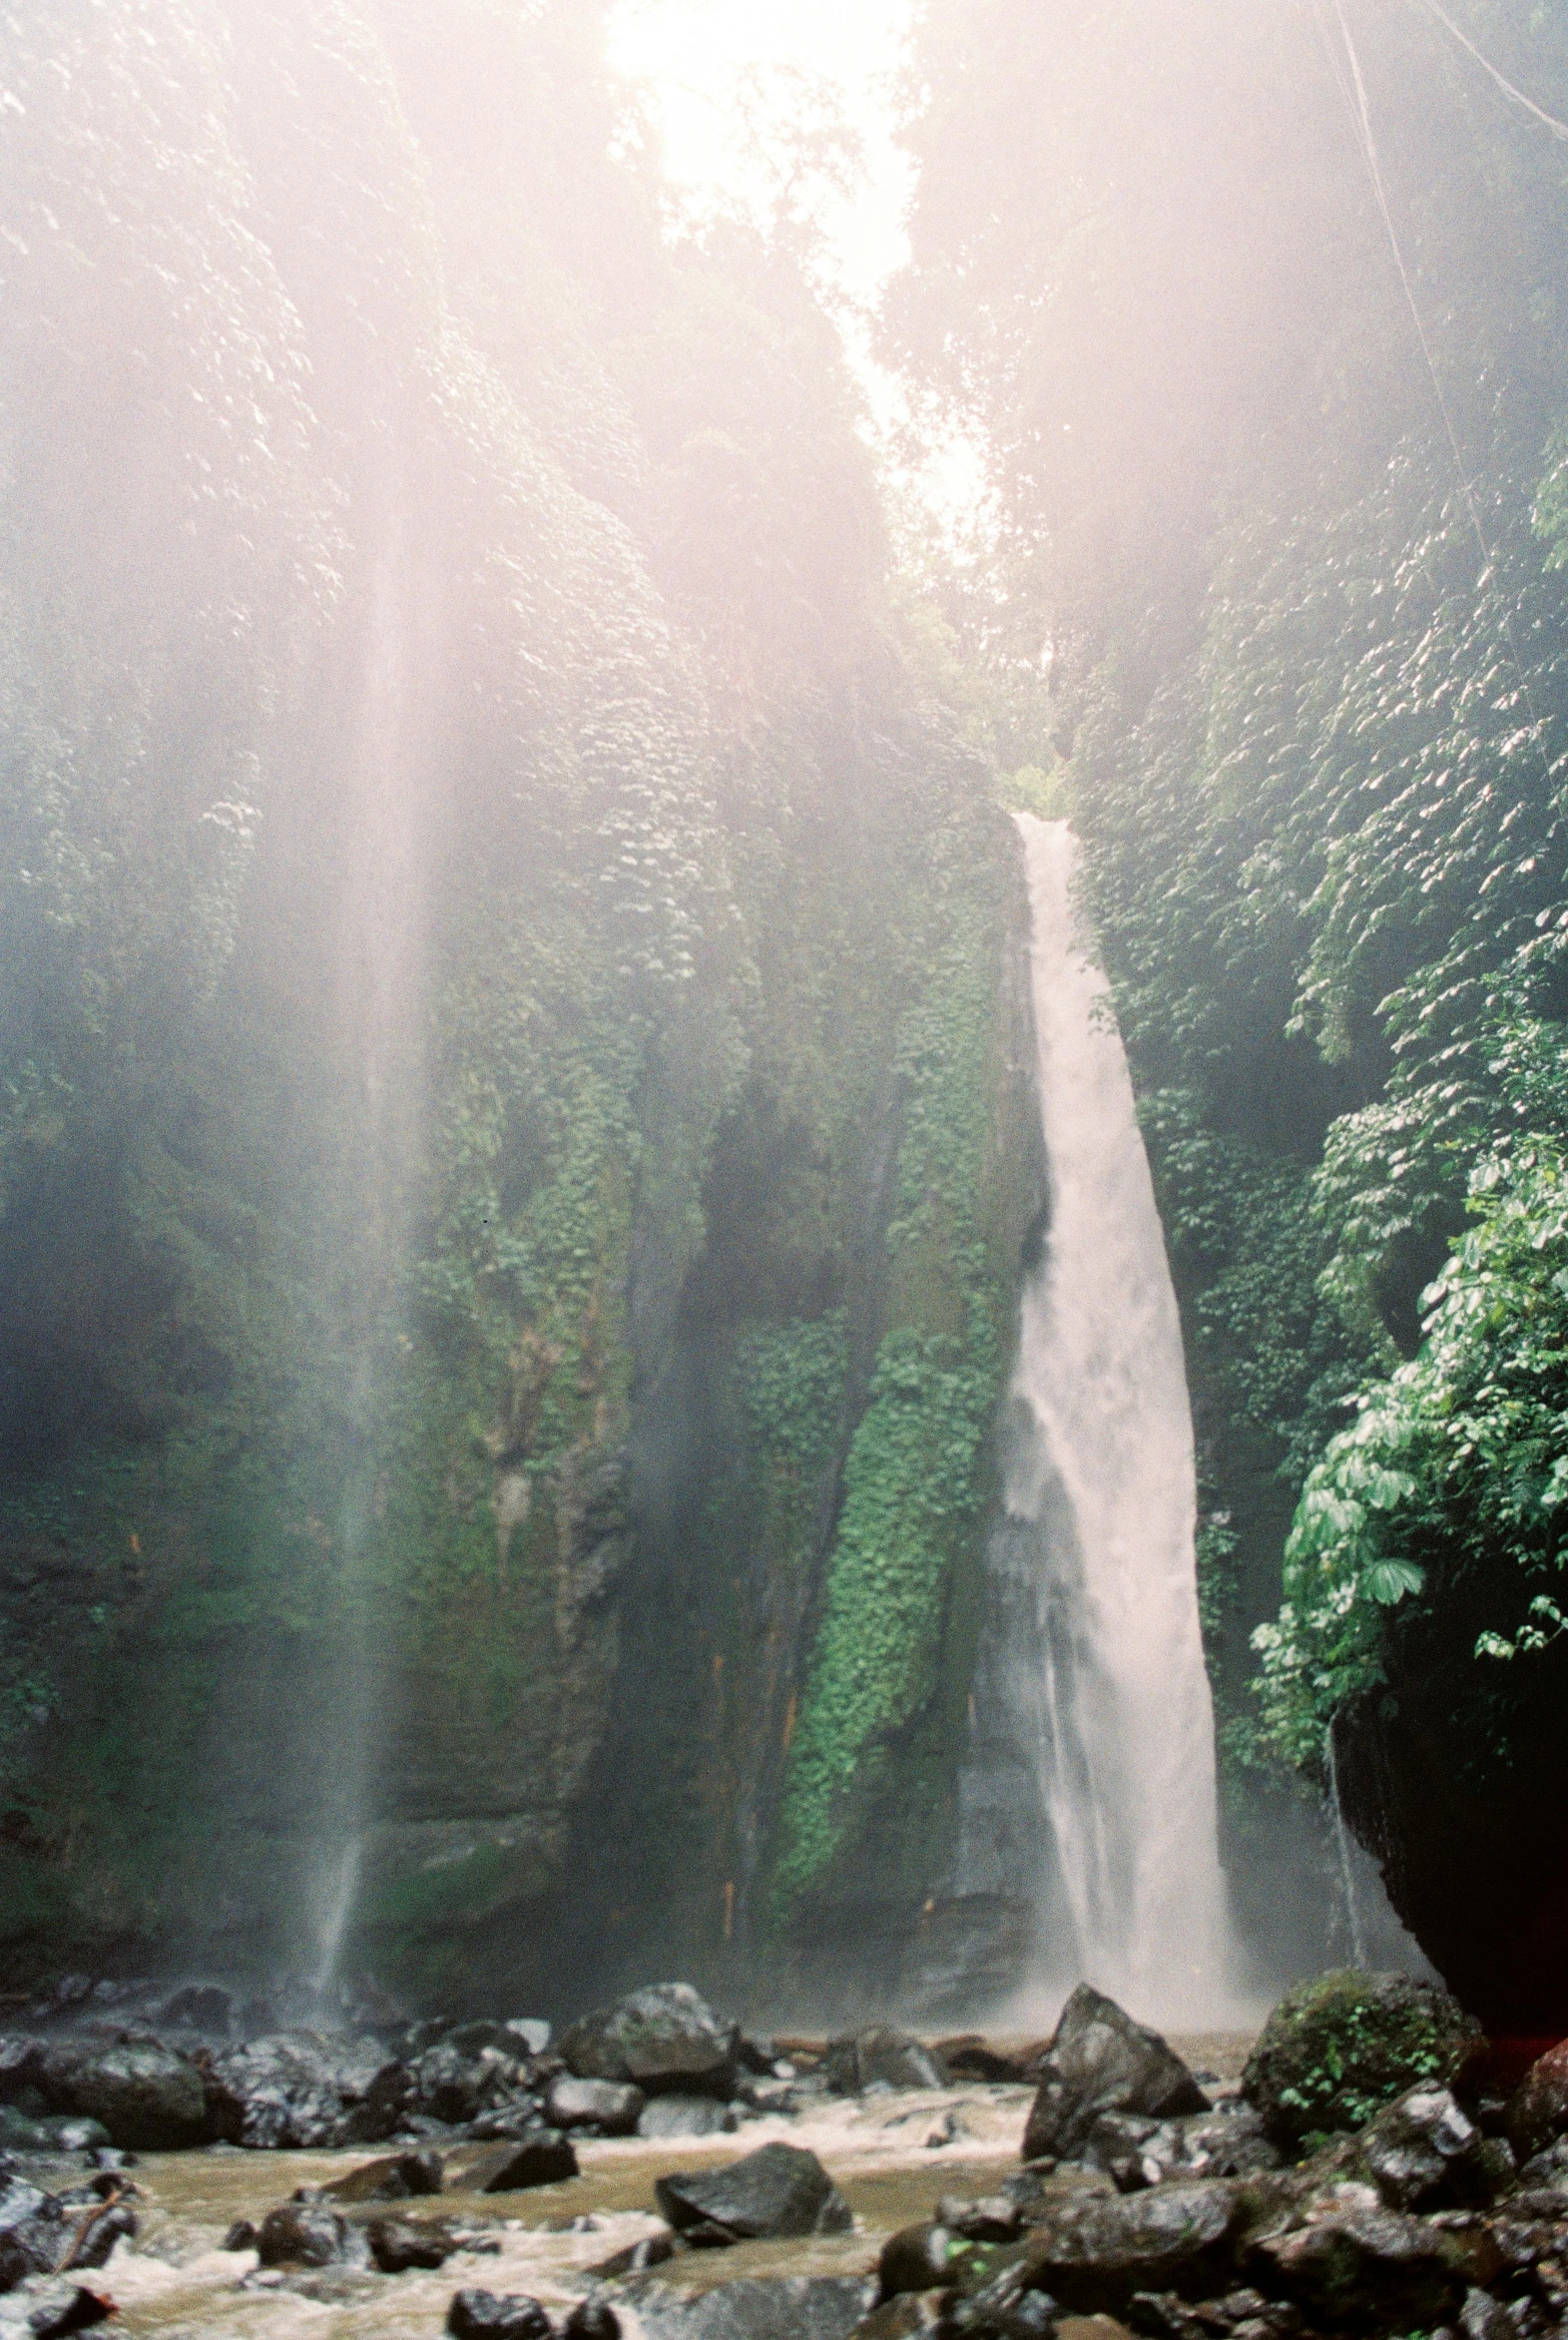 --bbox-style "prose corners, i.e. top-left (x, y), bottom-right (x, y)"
top-left (613, 2272), bottom-right (877, 2338)
top-left (469, 2132), bottom-right (579, 2191)
top-left (1242, 1971), bottom-right (1487, 2151)
top-left (852, 2294), bottom-right (952, 2336)
top-left (654, 2141), bottom-right (853, 2241)
top-left (935, 2038), bottom-right (1046, 2086)
top-left (1249, 2197), bottom-right (1468, 2328)
top-left (560, 1983), bottom-right (739, 2098)
top-left (206, 2031), bottom-right (409, 2147)
top-left (256, 2195), bottom-right (350, 2268)
top-left (34, 2040), bottom-right (209, 2150)
top-left (824, 2028), bottom-right (949, 2096)
top-left (367, 2213), bottom-right (461, 2273)
top-left (637, 2096), bottom-right (737, 2140)
top-left (1021, 1986), bottom-right (1208, 2163)
top-left (1357, 2084), bottom-right (1498, 2209)
top-left (548, 2075), bottom-right (645, 2135)
top-left (325, 2148), bottom-right (445, 2203)
top-left (28, 2284), bottom-right (117, 2339)
top-left (448, 2287), bottom-right (554, 2338)
top-left (1086, 2104), bottom-right (1281, 2193)
top-left (1010, 2179), bottom-right (1242, 2311)
top-left (1505, 2038), bottom-right (1568, 2163)
top-left (0, 2173), bottom-right (65, 2290)
top-left (877, 2221), bottom-right (955, 2296)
